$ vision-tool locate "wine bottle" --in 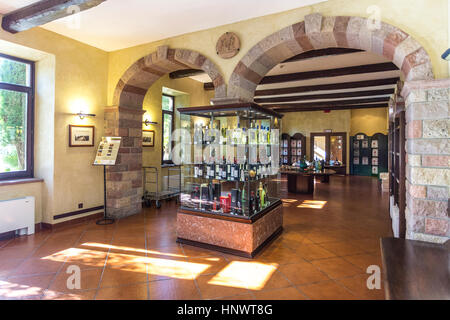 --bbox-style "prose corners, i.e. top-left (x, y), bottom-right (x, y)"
top-left (250, 191), bottom-right (255, 215)
top-left (258, 182), bottom-right (265, 209)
